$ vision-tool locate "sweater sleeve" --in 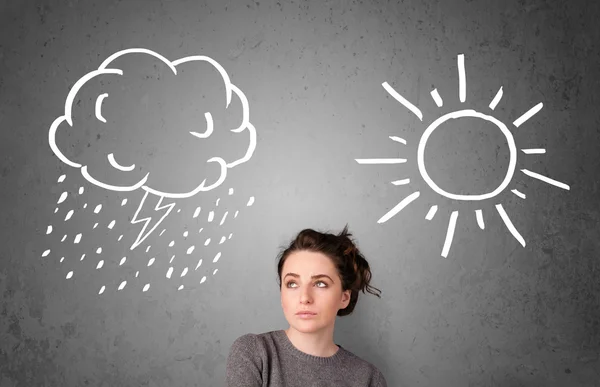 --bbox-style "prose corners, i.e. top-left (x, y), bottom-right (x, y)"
top-left (372, 369), bottom-right (388, 387)
top-left (225, 334), bottom-right (263, 387)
